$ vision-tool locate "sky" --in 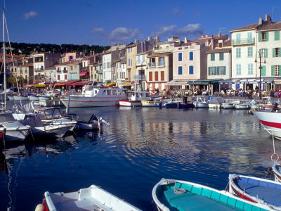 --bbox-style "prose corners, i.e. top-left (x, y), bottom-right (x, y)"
top-left (4, 0), bottom-right (281, 45)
